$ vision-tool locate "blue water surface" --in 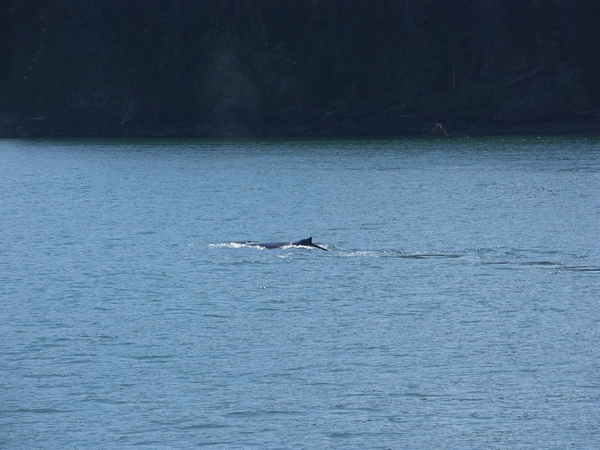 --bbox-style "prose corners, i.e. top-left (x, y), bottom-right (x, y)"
top-left (1, 136), bottom-right (599, 449)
